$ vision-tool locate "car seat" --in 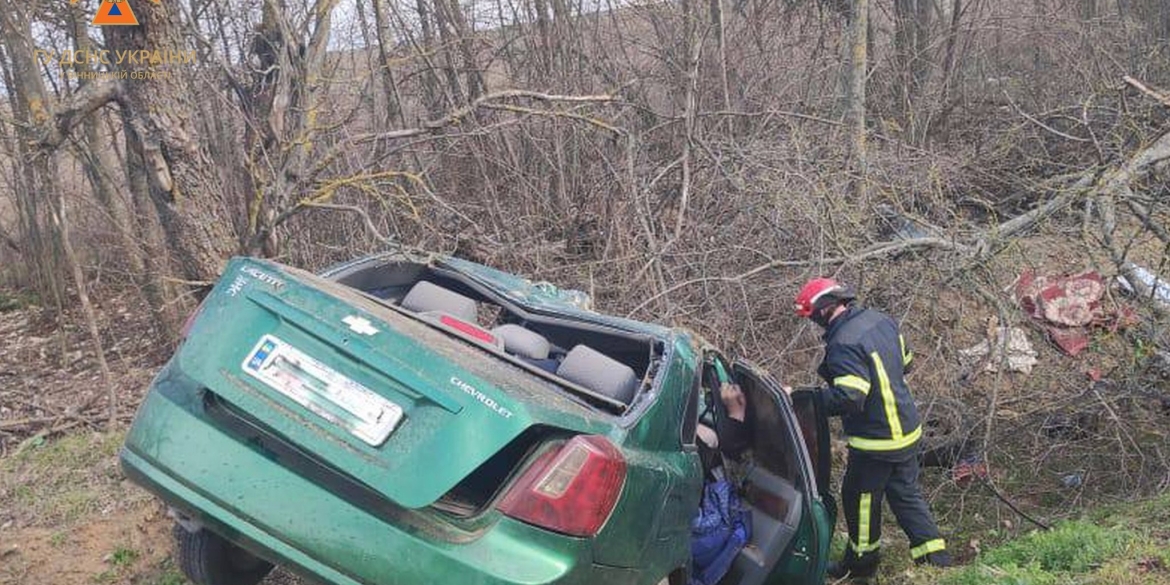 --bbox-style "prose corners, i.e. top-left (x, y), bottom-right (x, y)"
top-left (556, 345), bottom-right (639, 405)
